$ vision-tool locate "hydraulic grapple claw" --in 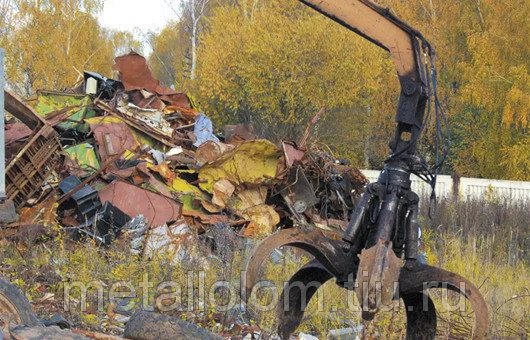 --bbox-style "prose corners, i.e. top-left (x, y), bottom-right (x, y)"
top-left (244, 228), bottom-right (489, 339)
top-left (399, 263), bottom-right (489, 339)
